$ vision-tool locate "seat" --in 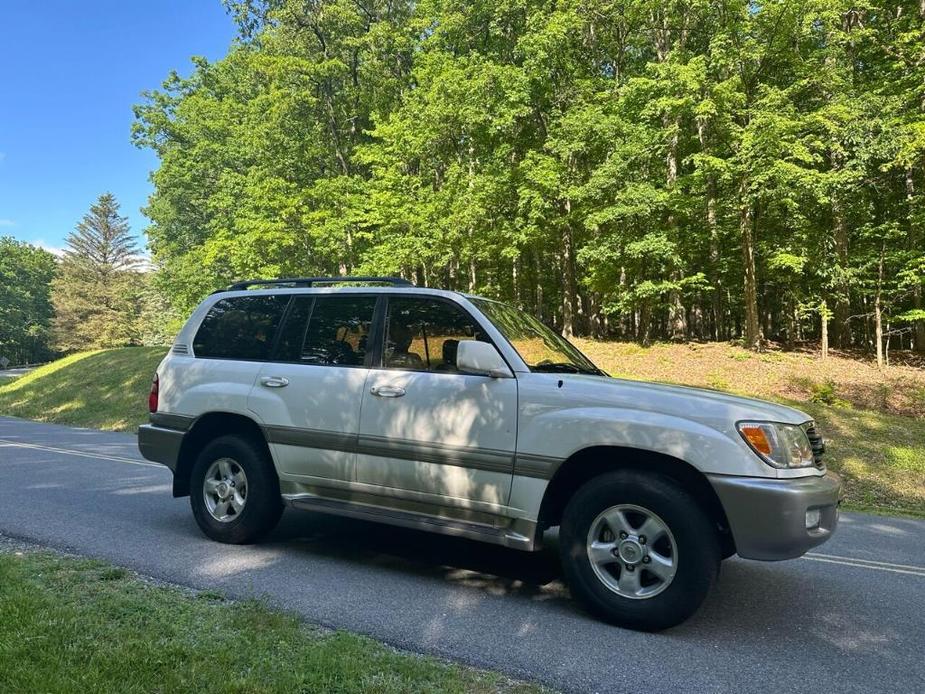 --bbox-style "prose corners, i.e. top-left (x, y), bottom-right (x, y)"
top-left (433, 339), bottom-right (460, 372)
